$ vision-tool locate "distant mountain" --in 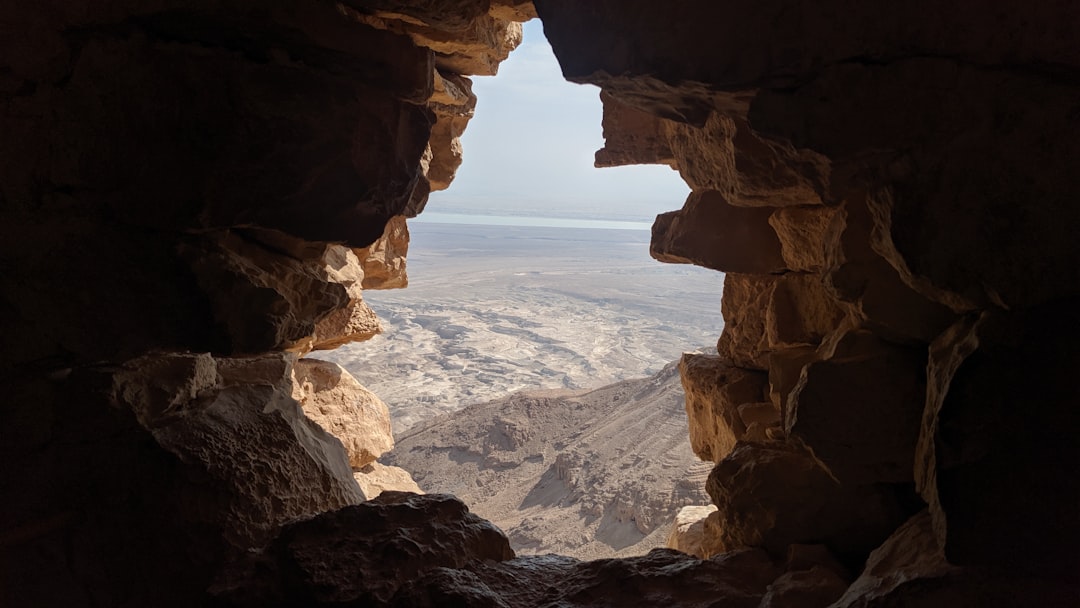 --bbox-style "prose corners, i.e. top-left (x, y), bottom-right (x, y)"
top-left (386, 360), bottom-right (713, 559)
